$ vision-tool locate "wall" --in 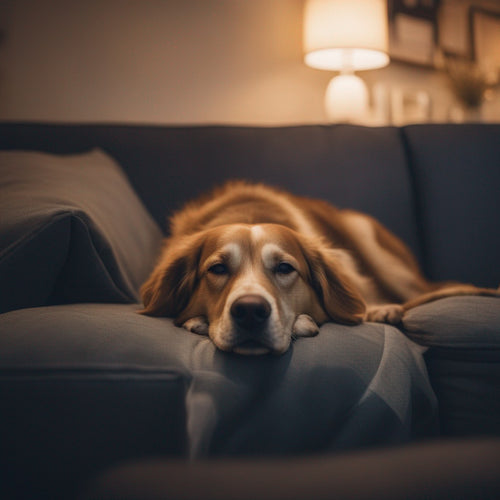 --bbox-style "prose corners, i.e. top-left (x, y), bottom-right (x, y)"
top-left (0, 0), bottom-right (328, 124)
top-left (0, 0), bottom-right (498, 125)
